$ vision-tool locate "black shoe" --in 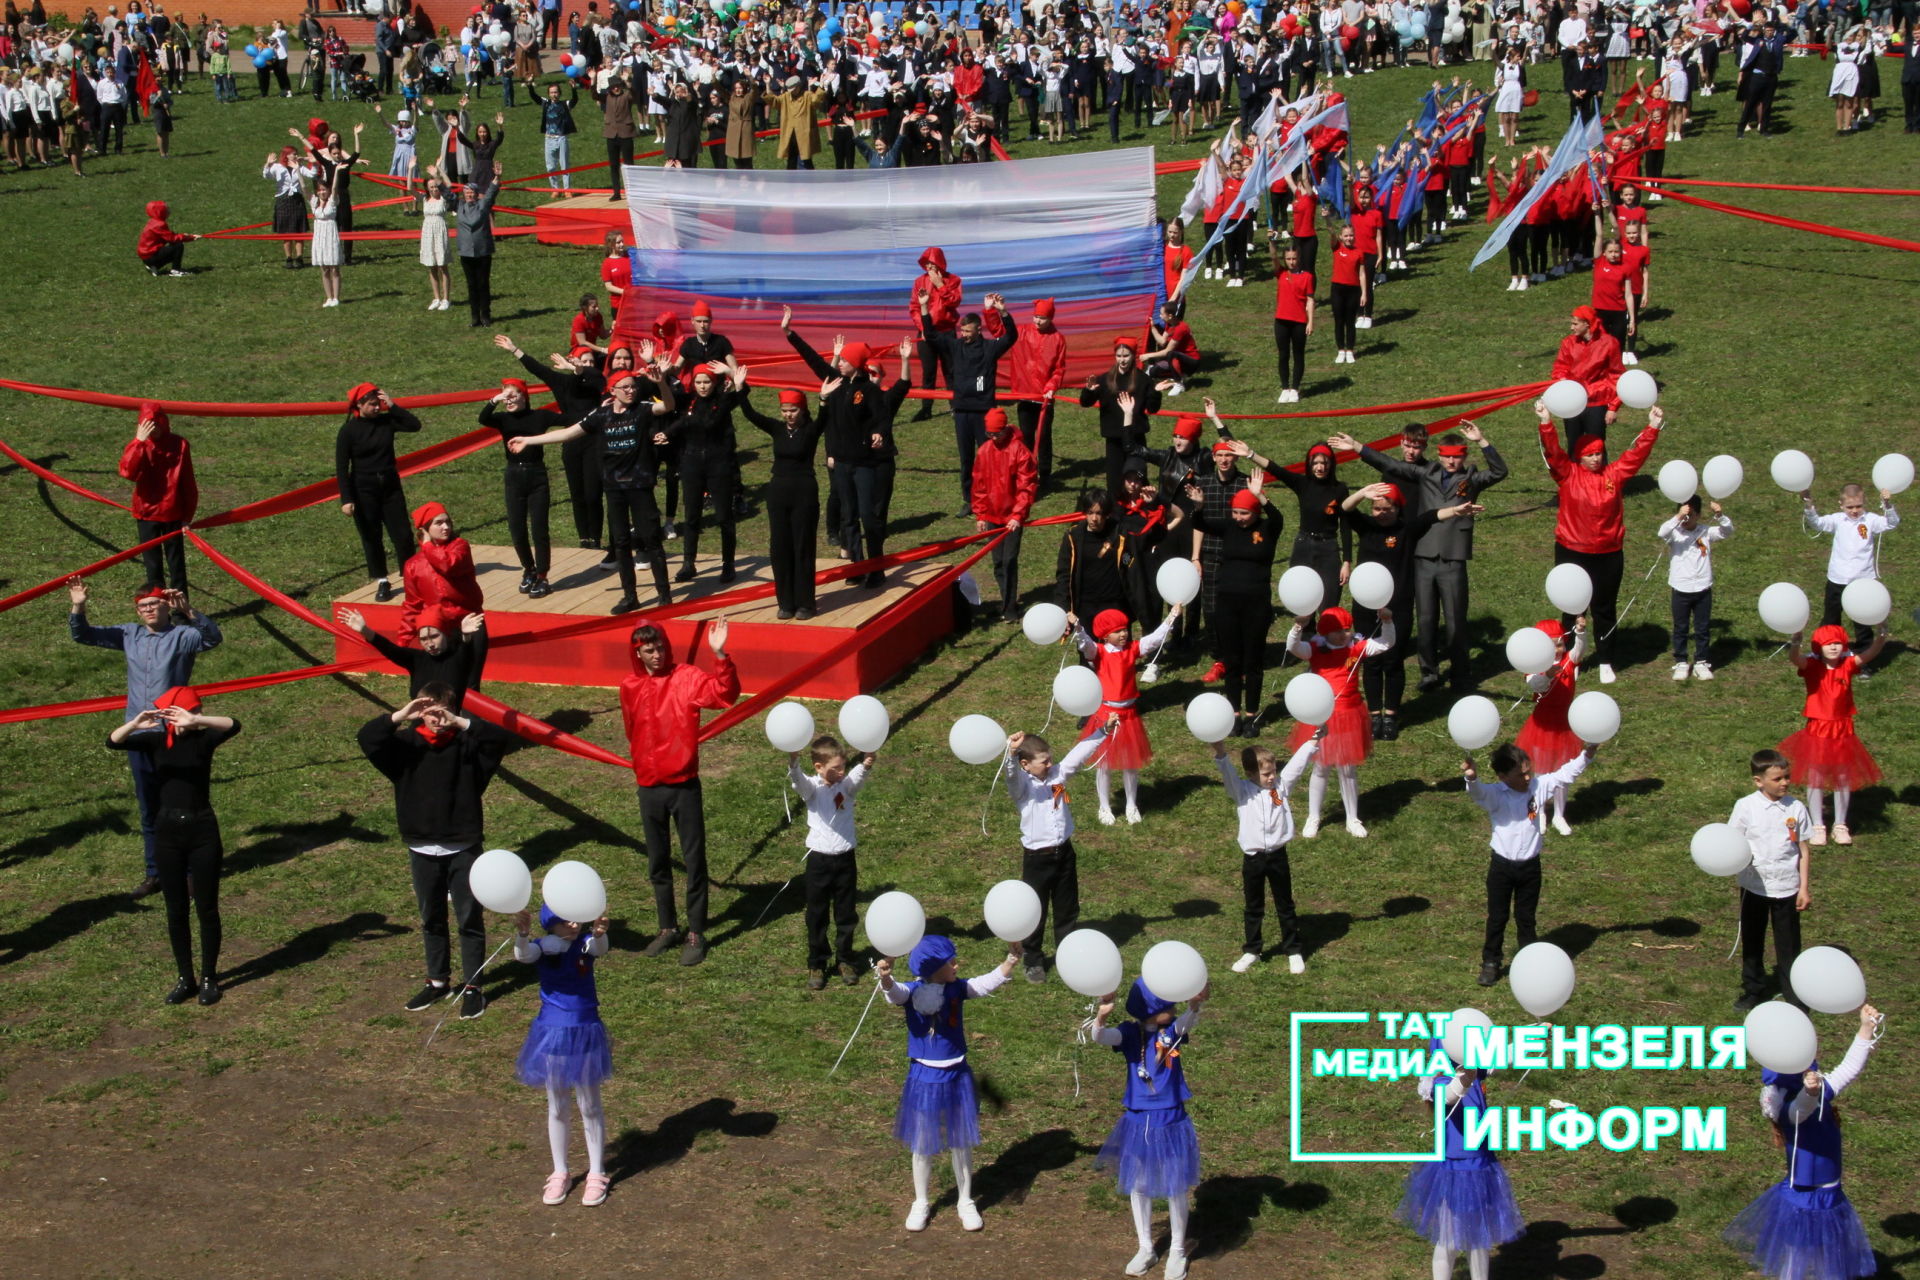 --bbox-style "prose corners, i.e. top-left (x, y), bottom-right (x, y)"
top-left (528, 575), bottom-right (553, 599)
top-left (131, 875), bottom-right (162, 899)
top-left (374, 579), bottom-right (396, 602)
top-left (955, 504), bottom-right (974, 518)
top-left (679, 932), bottom-right (708, 967)
top-left (580, 538), bottom-right (600, 551)
top-left (1380, 715), bottom-right (1401, 741)
top-left (1371, 711), bottom-right (1387, 739)
top-left (838, 962), bottom-right (860, 986)
top-left (718, 568), bottom-right (736, 584)
top-left (198, 977), bottom-right (222, 1006)
top-left (807, 968), bottom-right (827, 990)
top-left (597, 551), bottom-right (618, 568)
top-left (1417, 673), bottom-right (1443, 693)
top-left (610, 595), bottom-right (641, 615)
top-left (912, 405), bottom-right (934, 422)
top-left (674, 565), bottom-right (696, 583)
top-left (1477, 962), bottom-right (1500, 987)
top-left (165, 976), bottom-right (197, 1005)
top-left (642, 928), bottom-right (682, 958)
top-left (1732, 991), bottom-right (1764, 1012)
top-left (518, 572), bottom-right (533, 595)
top-left (777, 608), bottom-right (796, 620)
top-left (404, 983), bottom-right (449, 1012)
top-left (458, 986), bottom-right (486, 1019)
top-left (795, 607), bottom-right (816, 620)
top-left (863, 572), bottom-right (885, 589)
